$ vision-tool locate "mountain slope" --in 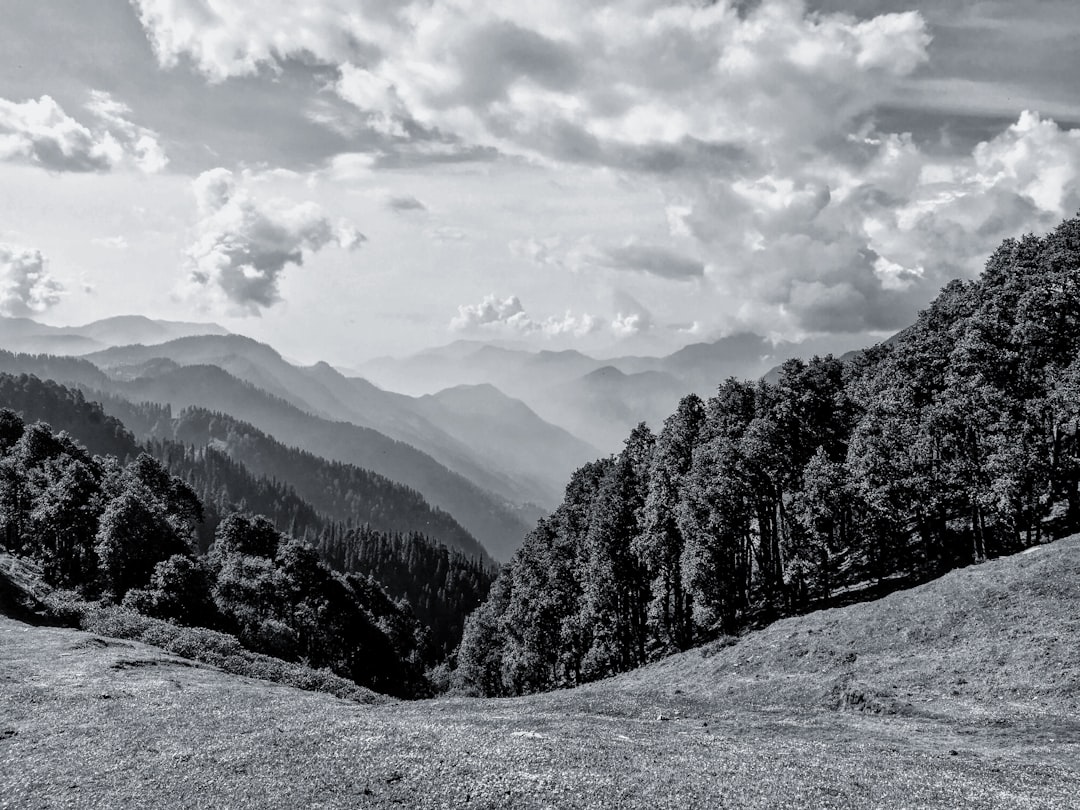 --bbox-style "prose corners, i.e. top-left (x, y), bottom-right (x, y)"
top-left (531, 366), bottom-right (686, 451)
top-left (87, 336), bottom-right (589, 509)
top-left (112, 365), bottom-right (530, 560)
top-left (0, 351), bottom-right (530, 559)
top-left (2, 536), bottom-right (1077, 808)
top-left (0, 315), bottom-right (227, 355)
top-left (605, 537), bottom-right (1080, 718)
top-left (412, 384), bottom-right (599, 507)
top-left (357, 334), bottom-right (873, 453)
top-left (165, 406), bottom-right (485, 560)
